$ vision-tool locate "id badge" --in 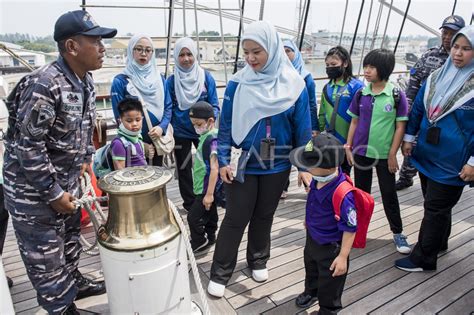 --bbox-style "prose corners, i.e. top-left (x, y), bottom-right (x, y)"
top-left (230, 147), bottom-right (243, 177)
top-left (426, 126), bottom-right (441, 145)
top-left (260, 138), bottom-right (276, 161)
